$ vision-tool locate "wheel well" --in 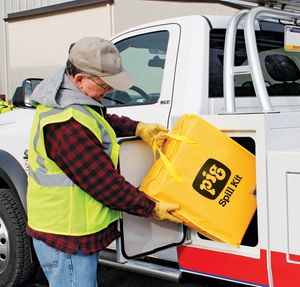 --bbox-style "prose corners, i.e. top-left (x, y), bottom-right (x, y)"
top-left (0, 177), bottom-right (10, 189)
top-left (0, 152), bottom-right (39, 286)
top-left (0, 150), bottom-right (28, 214)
